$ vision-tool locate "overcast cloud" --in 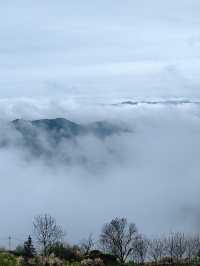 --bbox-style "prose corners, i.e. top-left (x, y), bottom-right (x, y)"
top-left (0, 0), bottom-right (200, 99)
